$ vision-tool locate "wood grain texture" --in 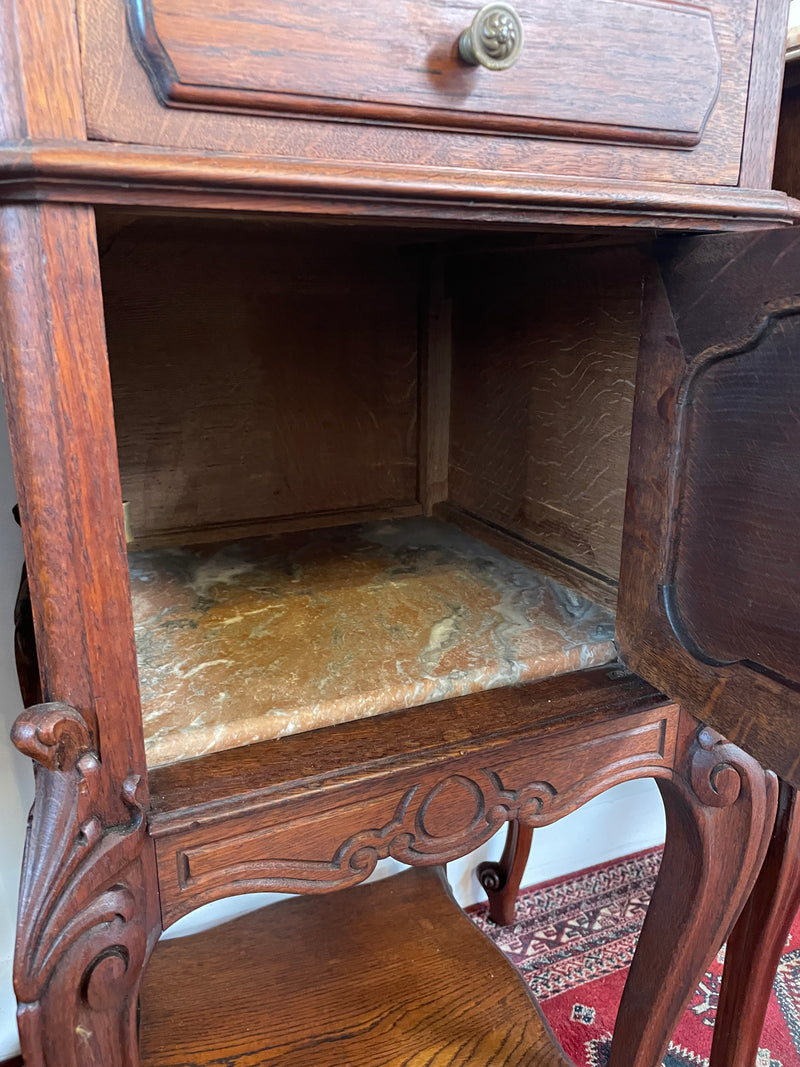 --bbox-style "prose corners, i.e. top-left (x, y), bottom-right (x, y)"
top-left (477, 819), bottom-right (534, 926)
top-left (139, 866), bottom-right (572, 1066)
top-left (10, 702), bottom-right (160, 1067)
top-left (609, 712), bottom-right (778, 1066)
top-left (669, 312), bottom-right (800, 686)
top-left (143, 706), bottom-right (777, 1067)
top-left (81, 0), bottom-right (775, 194)
top-left (129, 0), bottom-right (722, 148)
top-left (0, 205), bottom-right (161, 1067)
top-left (616, 233), bottom-right (800, 787)
top-left (102, 219), bottom-right (419, 545)
top-left (711, 780), bottom-right (800, 1066)
top-left (739, 0), bottom-right (792, 188)
top-left (449, 244), bottom-right (644, 584)
top-left (0, 0), bottom-right (85, 142)
top-left (0, 205), bottom-right (146, 814)
top-left (2, 142), bottom-right (797, 229)
top-left (419, 254), bottom-right (452, 514)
